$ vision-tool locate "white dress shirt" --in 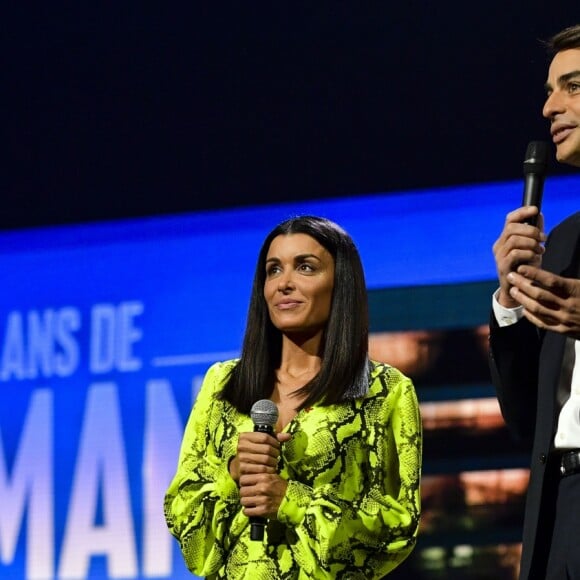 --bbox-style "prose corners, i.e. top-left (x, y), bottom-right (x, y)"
top-left (492, 290), bottom-right (580, 449)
